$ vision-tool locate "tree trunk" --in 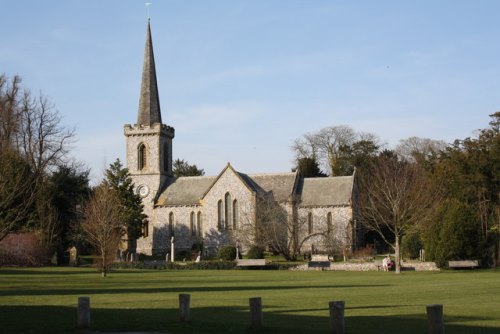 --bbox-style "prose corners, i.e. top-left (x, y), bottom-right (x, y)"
top-left (395, 236), bottom-right (401, 274)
